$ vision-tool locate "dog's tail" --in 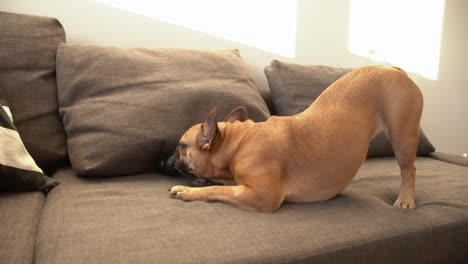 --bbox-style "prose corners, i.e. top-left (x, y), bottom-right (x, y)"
top-left (390, 66), bottom-right (408, 76)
